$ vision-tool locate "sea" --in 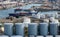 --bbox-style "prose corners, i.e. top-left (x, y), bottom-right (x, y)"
top-left (0, 4), bottom-right (59, 18)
